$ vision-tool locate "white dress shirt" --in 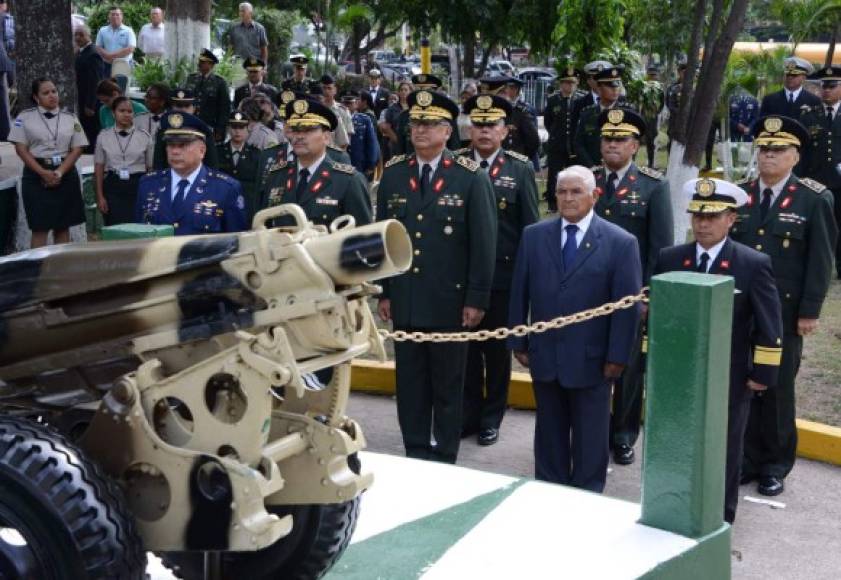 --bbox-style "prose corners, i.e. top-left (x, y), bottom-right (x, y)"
top-left (604, 161), bottom-right (632, 188)
top-left (297, 152), bottom-right (327, 178)
top-left (474, 148), bottom-right (502, 169)
top-left (695, 237), bottom-right (727, 272)
top-left (785, 87), bottom-right (802, 103)
top-left (170, 165), bottom-right (202, 201)
top-left (758, 173), bottom-right (791, 206)
top-left (561, 209), bottom-right (594, 247)
top-left (417, 152), bottom-right (443, 179)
